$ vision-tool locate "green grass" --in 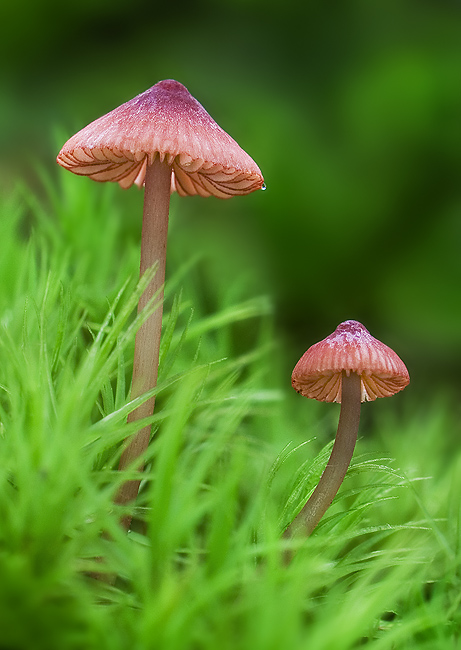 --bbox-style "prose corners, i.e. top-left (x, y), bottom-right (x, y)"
top-left (0, 172), bottom-right (459, 649)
